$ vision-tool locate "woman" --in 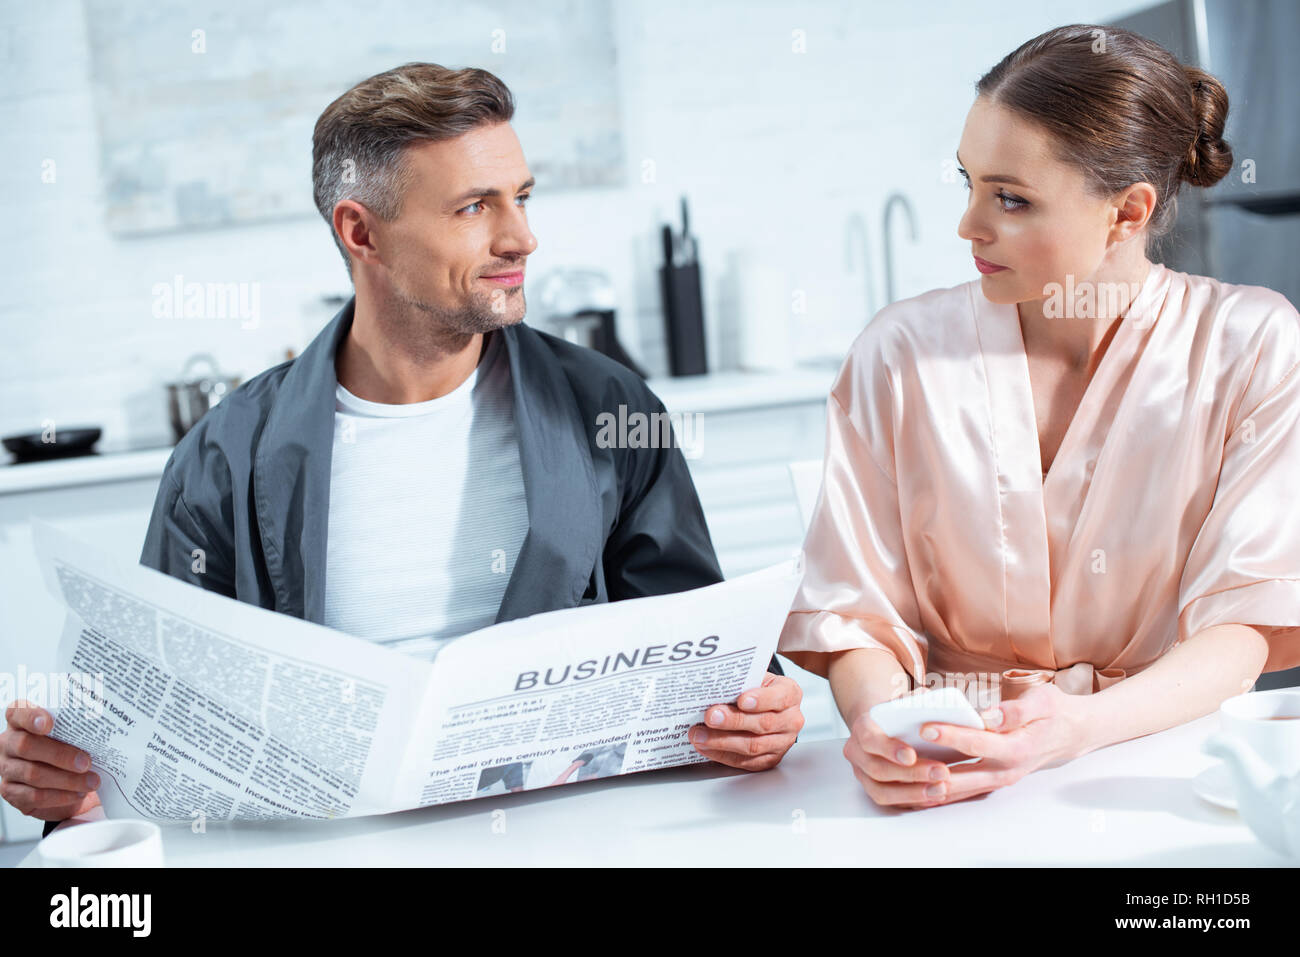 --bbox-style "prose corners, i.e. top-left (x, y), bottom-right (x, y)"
top-left (779, 24), bottom-right (1300, 810)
